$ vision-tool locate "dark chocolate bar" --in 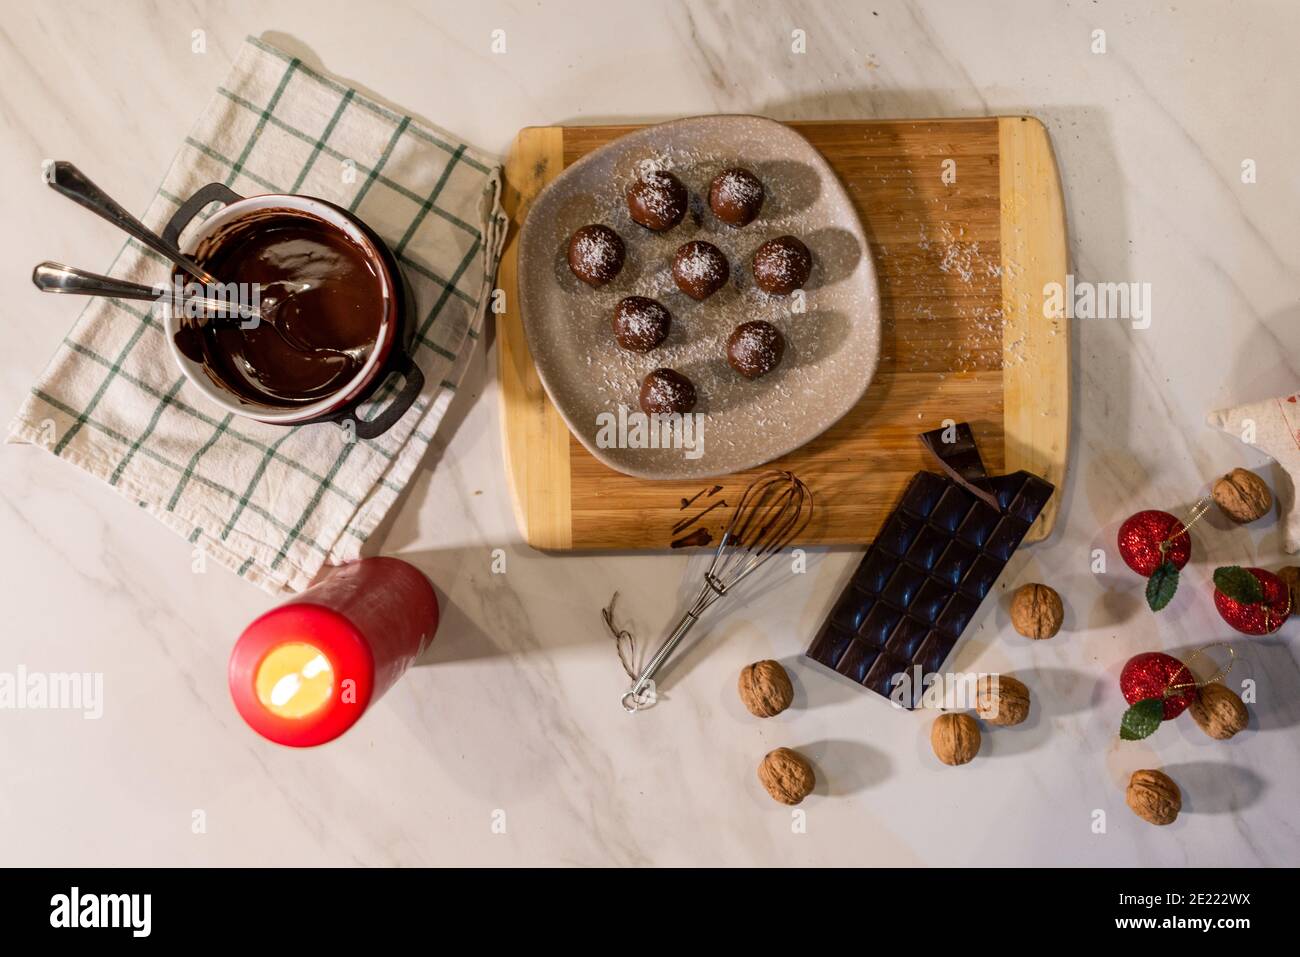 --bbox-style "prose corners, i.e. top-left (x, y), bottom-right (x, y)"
top-left (805, 424), bottom-right (1054, 705)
